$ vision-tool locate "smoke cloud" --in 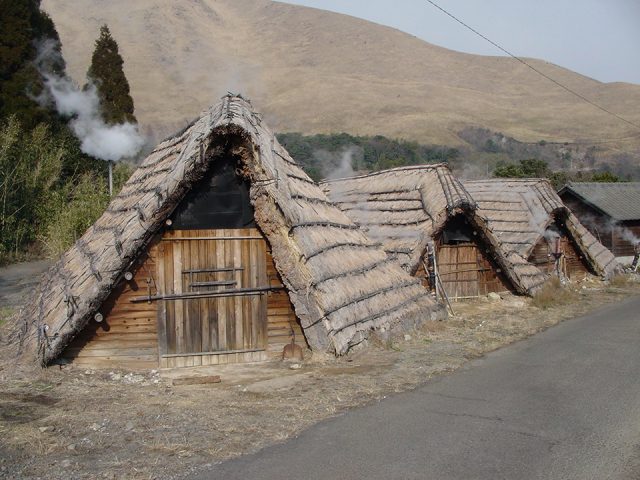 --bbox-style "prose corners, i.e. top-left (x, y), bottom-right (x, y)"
top-left (34, 39), bottom-right (145, 162)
